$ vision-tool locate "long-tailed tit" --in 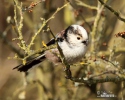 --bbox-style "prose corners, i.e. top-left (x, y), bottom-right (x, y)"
top-left (13, 25), bottom-right (89, 72)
